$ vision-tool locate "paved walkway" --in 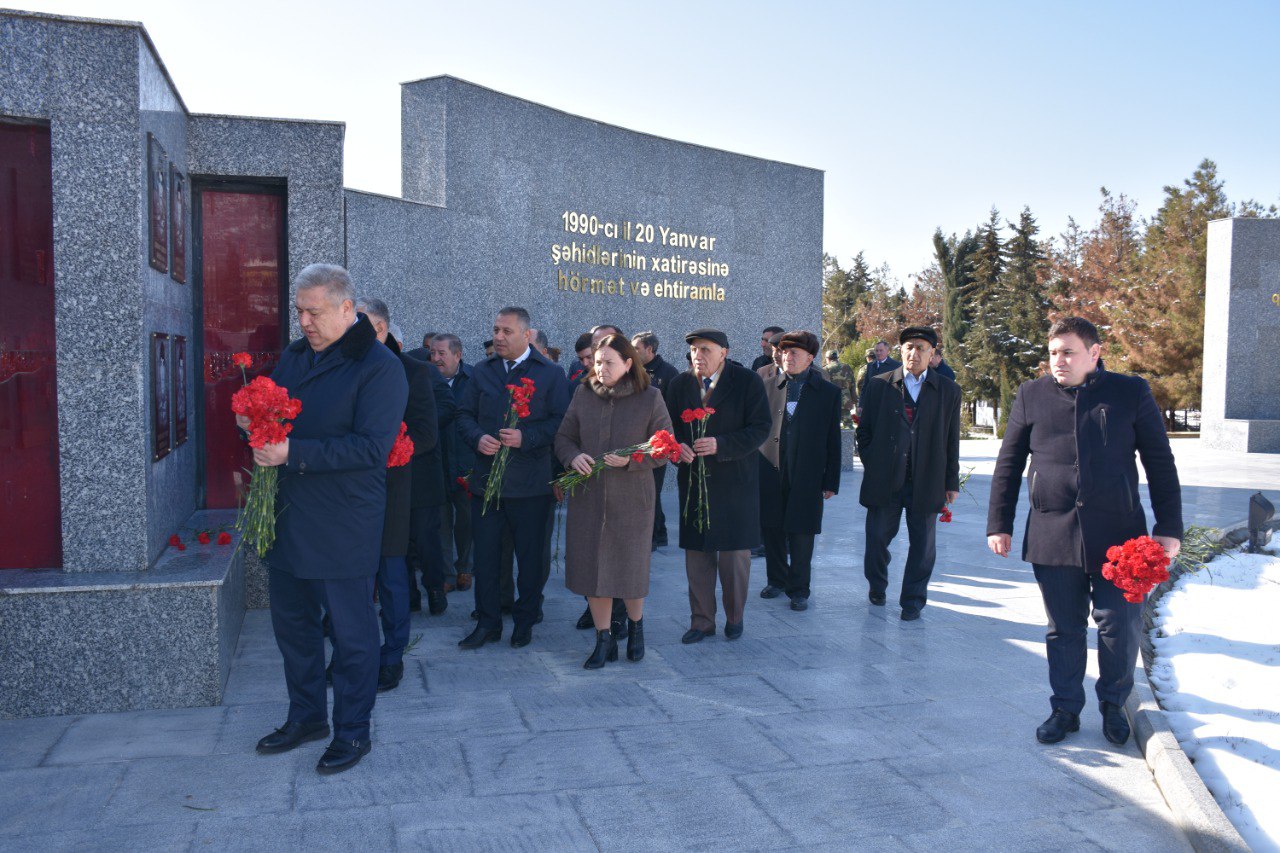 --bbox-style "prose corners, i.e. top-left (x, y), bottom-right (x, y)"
top-left (3, 440), bottom-right (1277, 851)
